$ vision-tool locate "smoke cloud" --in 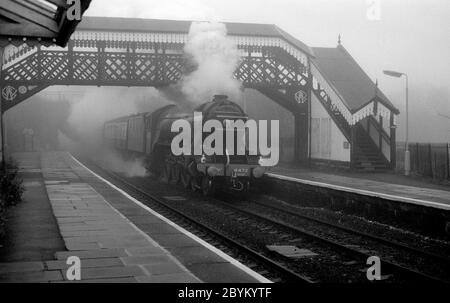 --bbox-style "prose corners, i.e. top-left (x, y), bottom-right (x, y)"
top-left (94, 148), bottom-right (149, 178)
top-left (181, 21), bottom-right (242, 106)
top-left (59, 22), bottom-right (246, 175)
top-left (59, 130), bottom-right (148, 177)
top-left (67, 88), bottom-right (137, 146)
top-left (60, 87), bottom-right (171, 176)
